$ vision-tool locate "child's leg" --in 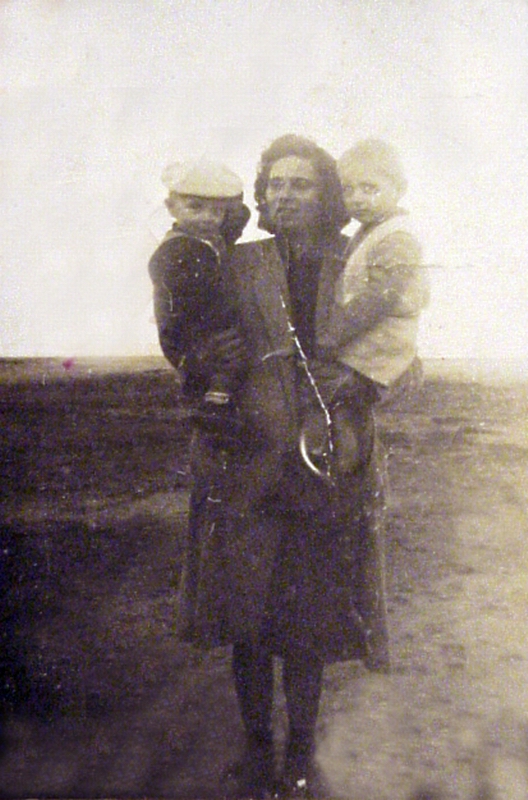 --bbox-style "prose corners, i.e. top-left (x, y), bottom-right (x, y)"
top-left (300, 370), bottom-right (378, 476)
top-left (330, 402), bottom-right (361, 472)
